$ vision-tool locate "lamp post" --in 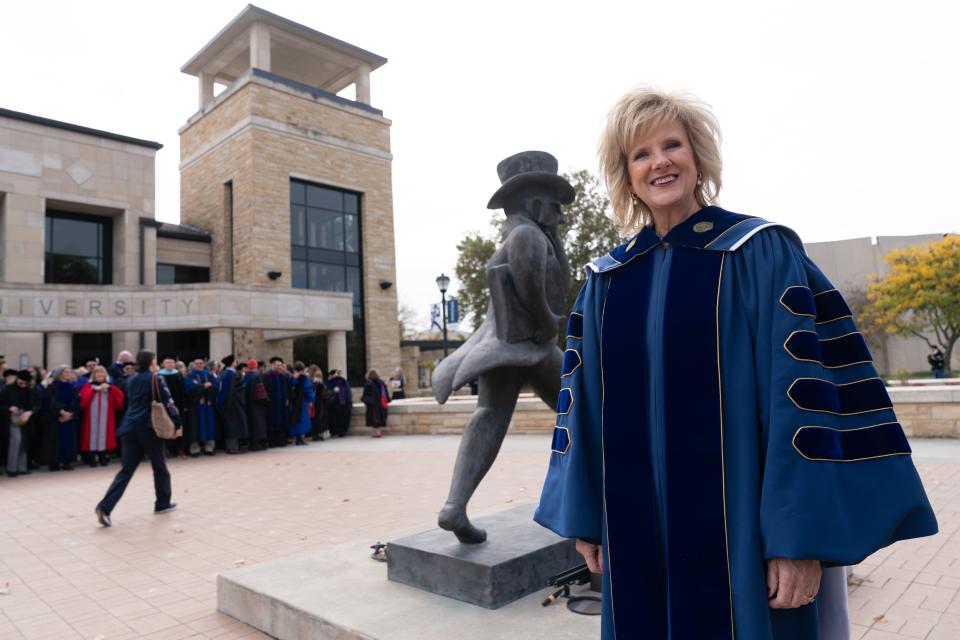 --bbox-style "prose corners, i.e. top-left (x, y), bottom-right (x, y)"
top-left (436, 273), bottom-right (450, 358)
